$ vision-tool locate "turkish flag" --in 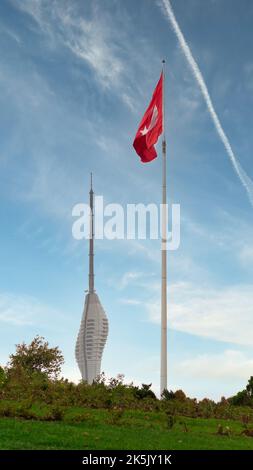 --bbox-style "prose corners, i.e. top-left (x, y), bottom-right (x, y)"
top-left (133, 72), bottom-right (163, 163)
